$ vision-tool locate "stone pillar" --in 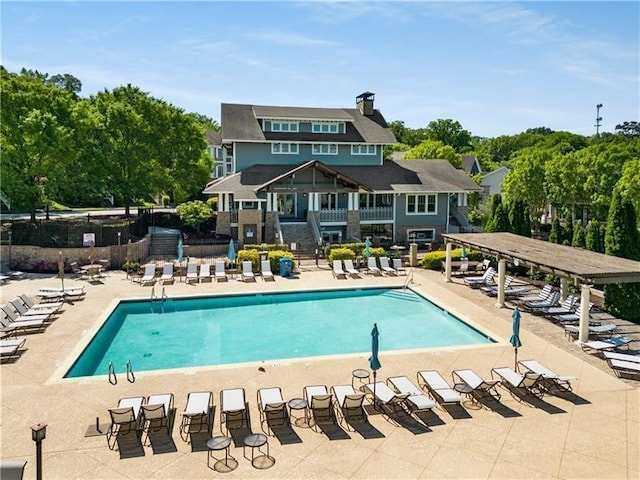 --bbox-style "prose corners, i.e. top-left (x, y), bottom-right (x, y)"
top-left (560, 277), bottom-right (568, 300)
top-left (444, 242), bottom-right (452, 282)
top-left (216, 211), bottom-right (231, 236)
top-left (264, 211), bottom-right (277, 243)
top-left (495, 258), bottom-right (506, 308)
top-left (578, 284), bottom-right (592, 343)
top-left (346, 211), bottom-right (360, 241)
